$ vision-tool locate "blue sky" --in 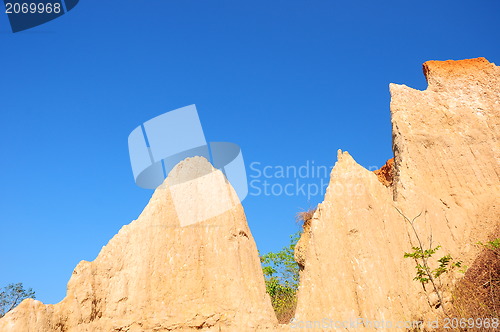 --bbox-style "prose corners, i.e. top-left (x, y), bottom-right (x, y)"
top-left (1, 0), bottom-right (499, 305)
